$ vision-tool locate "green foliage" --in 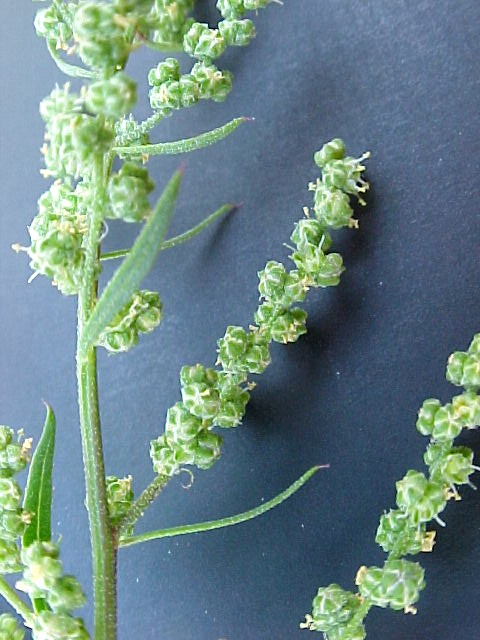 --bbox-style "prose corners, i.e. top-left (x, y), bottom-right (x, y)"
top-left (22, 406), bottom-right (56, 548)
top-left (304, 336), bottom-right (480, 636)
